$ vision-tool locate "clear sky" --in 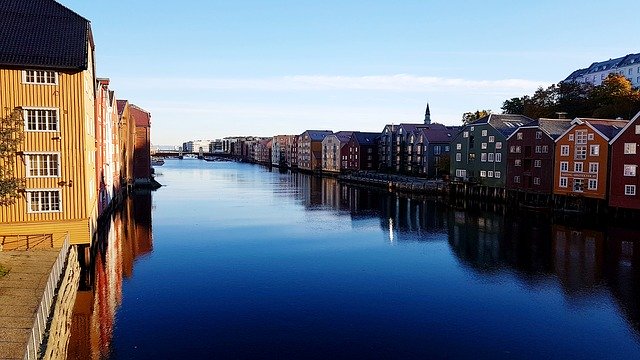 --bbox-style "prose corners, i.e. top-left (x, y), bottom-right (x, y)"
top-left (59, 0), bottom-right (640, 145)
